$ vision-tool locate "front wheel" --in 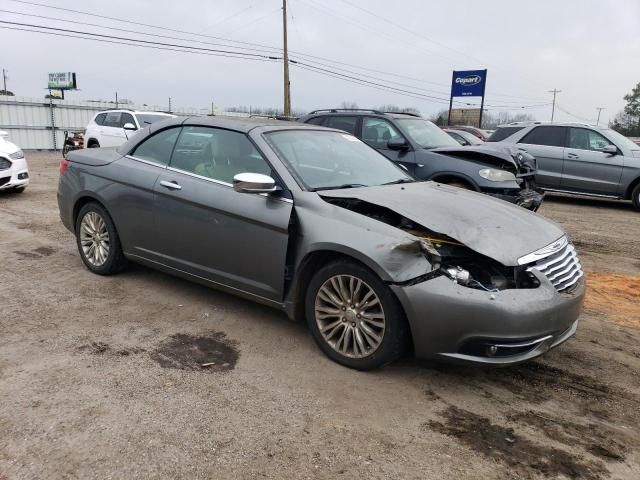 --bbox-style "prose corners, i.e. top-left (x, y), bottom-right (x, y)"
top-left (75, 202), bottom-right (127, 275)
top-left (305, 260), bottom-right (410, 370)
